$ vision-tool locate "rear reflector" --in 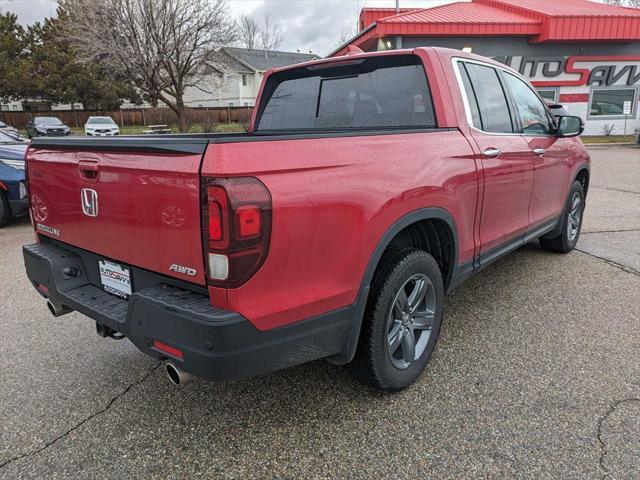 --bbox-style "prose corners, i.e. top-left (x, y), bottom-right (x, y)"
top-left (152, 340), bottom-right (184, 361)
